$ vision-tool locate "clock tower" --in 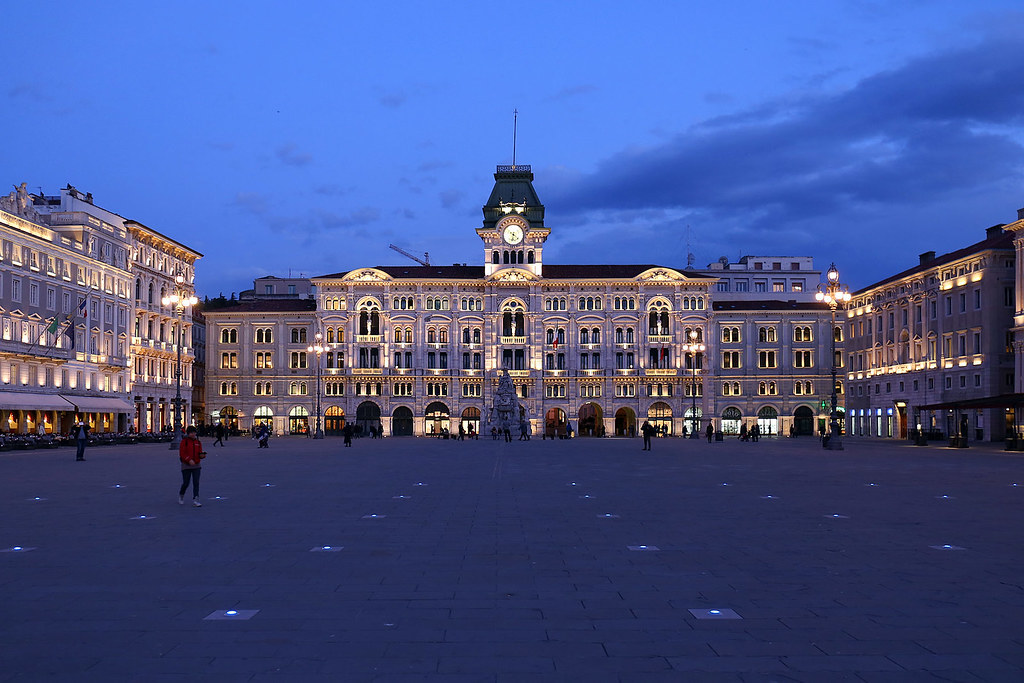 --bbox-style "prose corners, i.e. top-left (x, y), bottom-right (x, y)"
top-left (477, 164), bottom-right (549, 277)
